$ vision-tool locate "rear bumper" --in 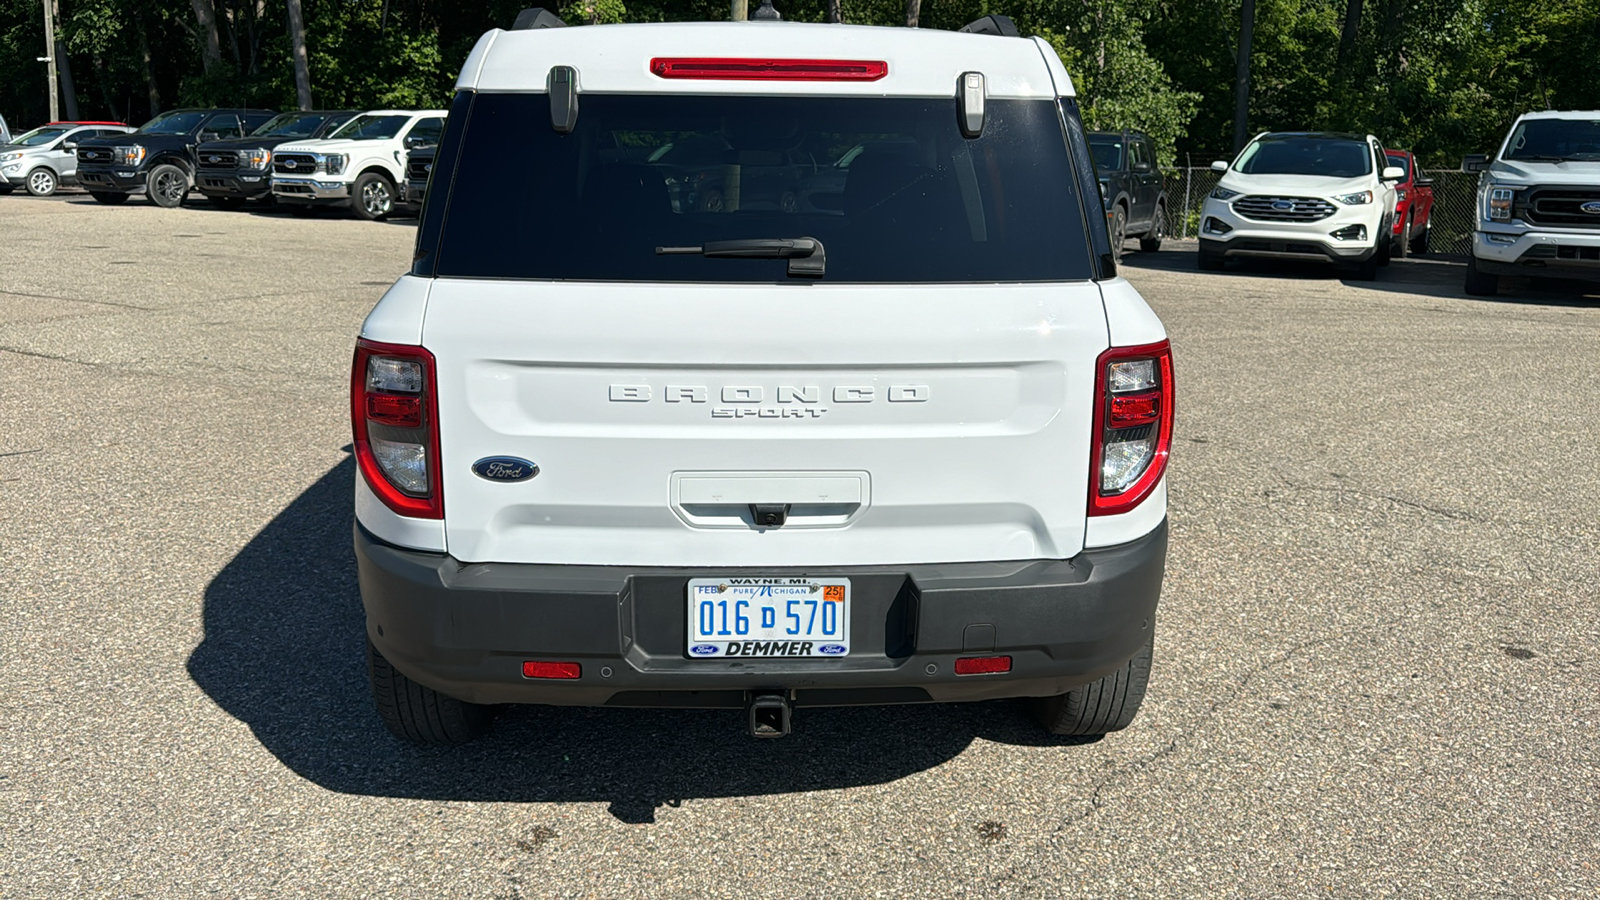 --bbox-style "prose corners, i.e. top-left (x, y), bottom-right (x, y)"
top-left (357, 519), bottom-right (1167, 708)
top-left (76, 167), bottom-right (145, 193)
top-left (197, 170), bottom-right (271, 198)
